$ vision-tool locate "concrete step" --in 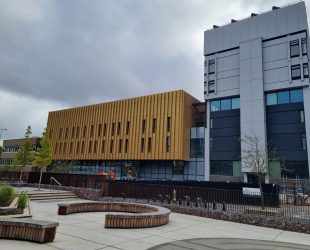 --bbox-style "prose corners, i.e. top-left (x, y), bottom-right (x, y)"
top-left (28, 191), bottom-right (78, 201)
